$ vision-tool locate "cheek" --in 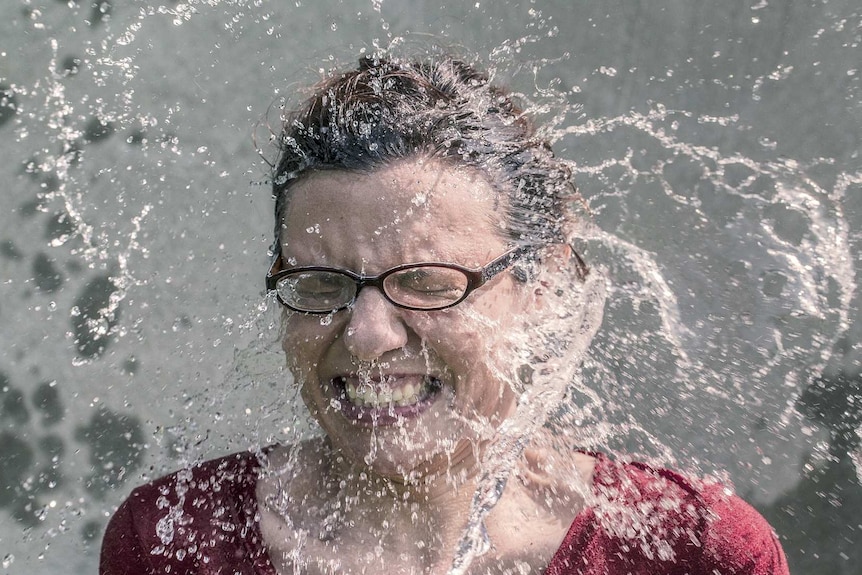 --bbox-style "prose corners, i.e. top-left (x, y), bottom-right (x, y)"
top-left (280, 317), bottom-right (339, 375)
top-left (408, 309), bottom-right (515, 377)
